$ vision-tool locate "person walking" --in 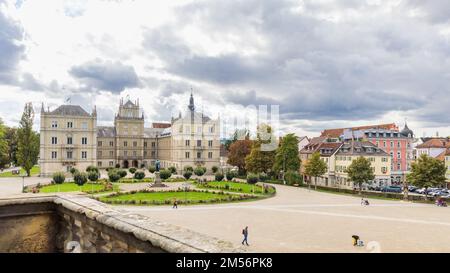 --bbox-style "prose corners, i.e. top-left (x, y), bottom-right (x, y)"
top-left (173, 199), bottom-right (178, 209)
top-left (242, 226), bottom-right (249, 246)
